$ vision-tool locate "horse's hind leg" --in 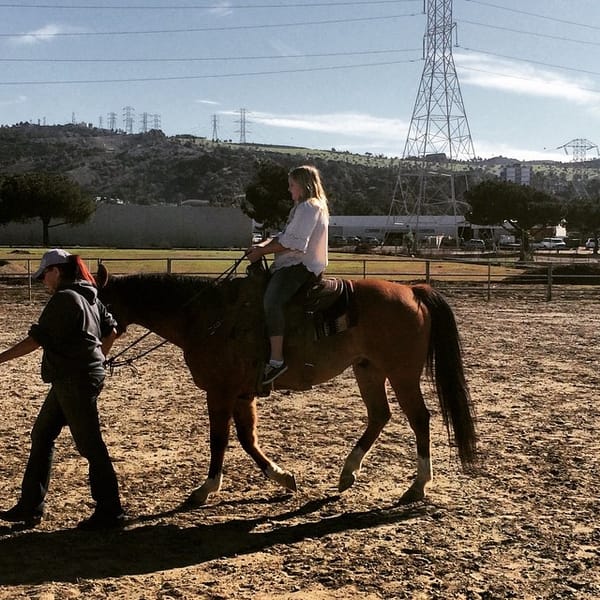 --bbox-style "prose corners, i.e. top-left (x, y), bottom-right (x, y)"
top-left (233, 395), bottom-right (297, 493)
top-left (388, 376), bottom-right (432, 503)
top-left (339, 360), bottom-right (391, 492)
